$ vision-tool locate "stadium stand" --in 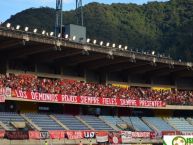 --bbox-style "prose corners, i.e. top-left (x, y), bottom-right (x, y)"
top-left (25, 113), bottom-right (64, 131)
top-left (1, 20), bottom-right (193, 145)
top-left (165, 117), bottom-right (193, 132)
top-left (0, 73), bottom-right (193, 105)
top-left (0, 111), bottom-right (193, 133)
top-left (54, 114), bottom-right (89, 130)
